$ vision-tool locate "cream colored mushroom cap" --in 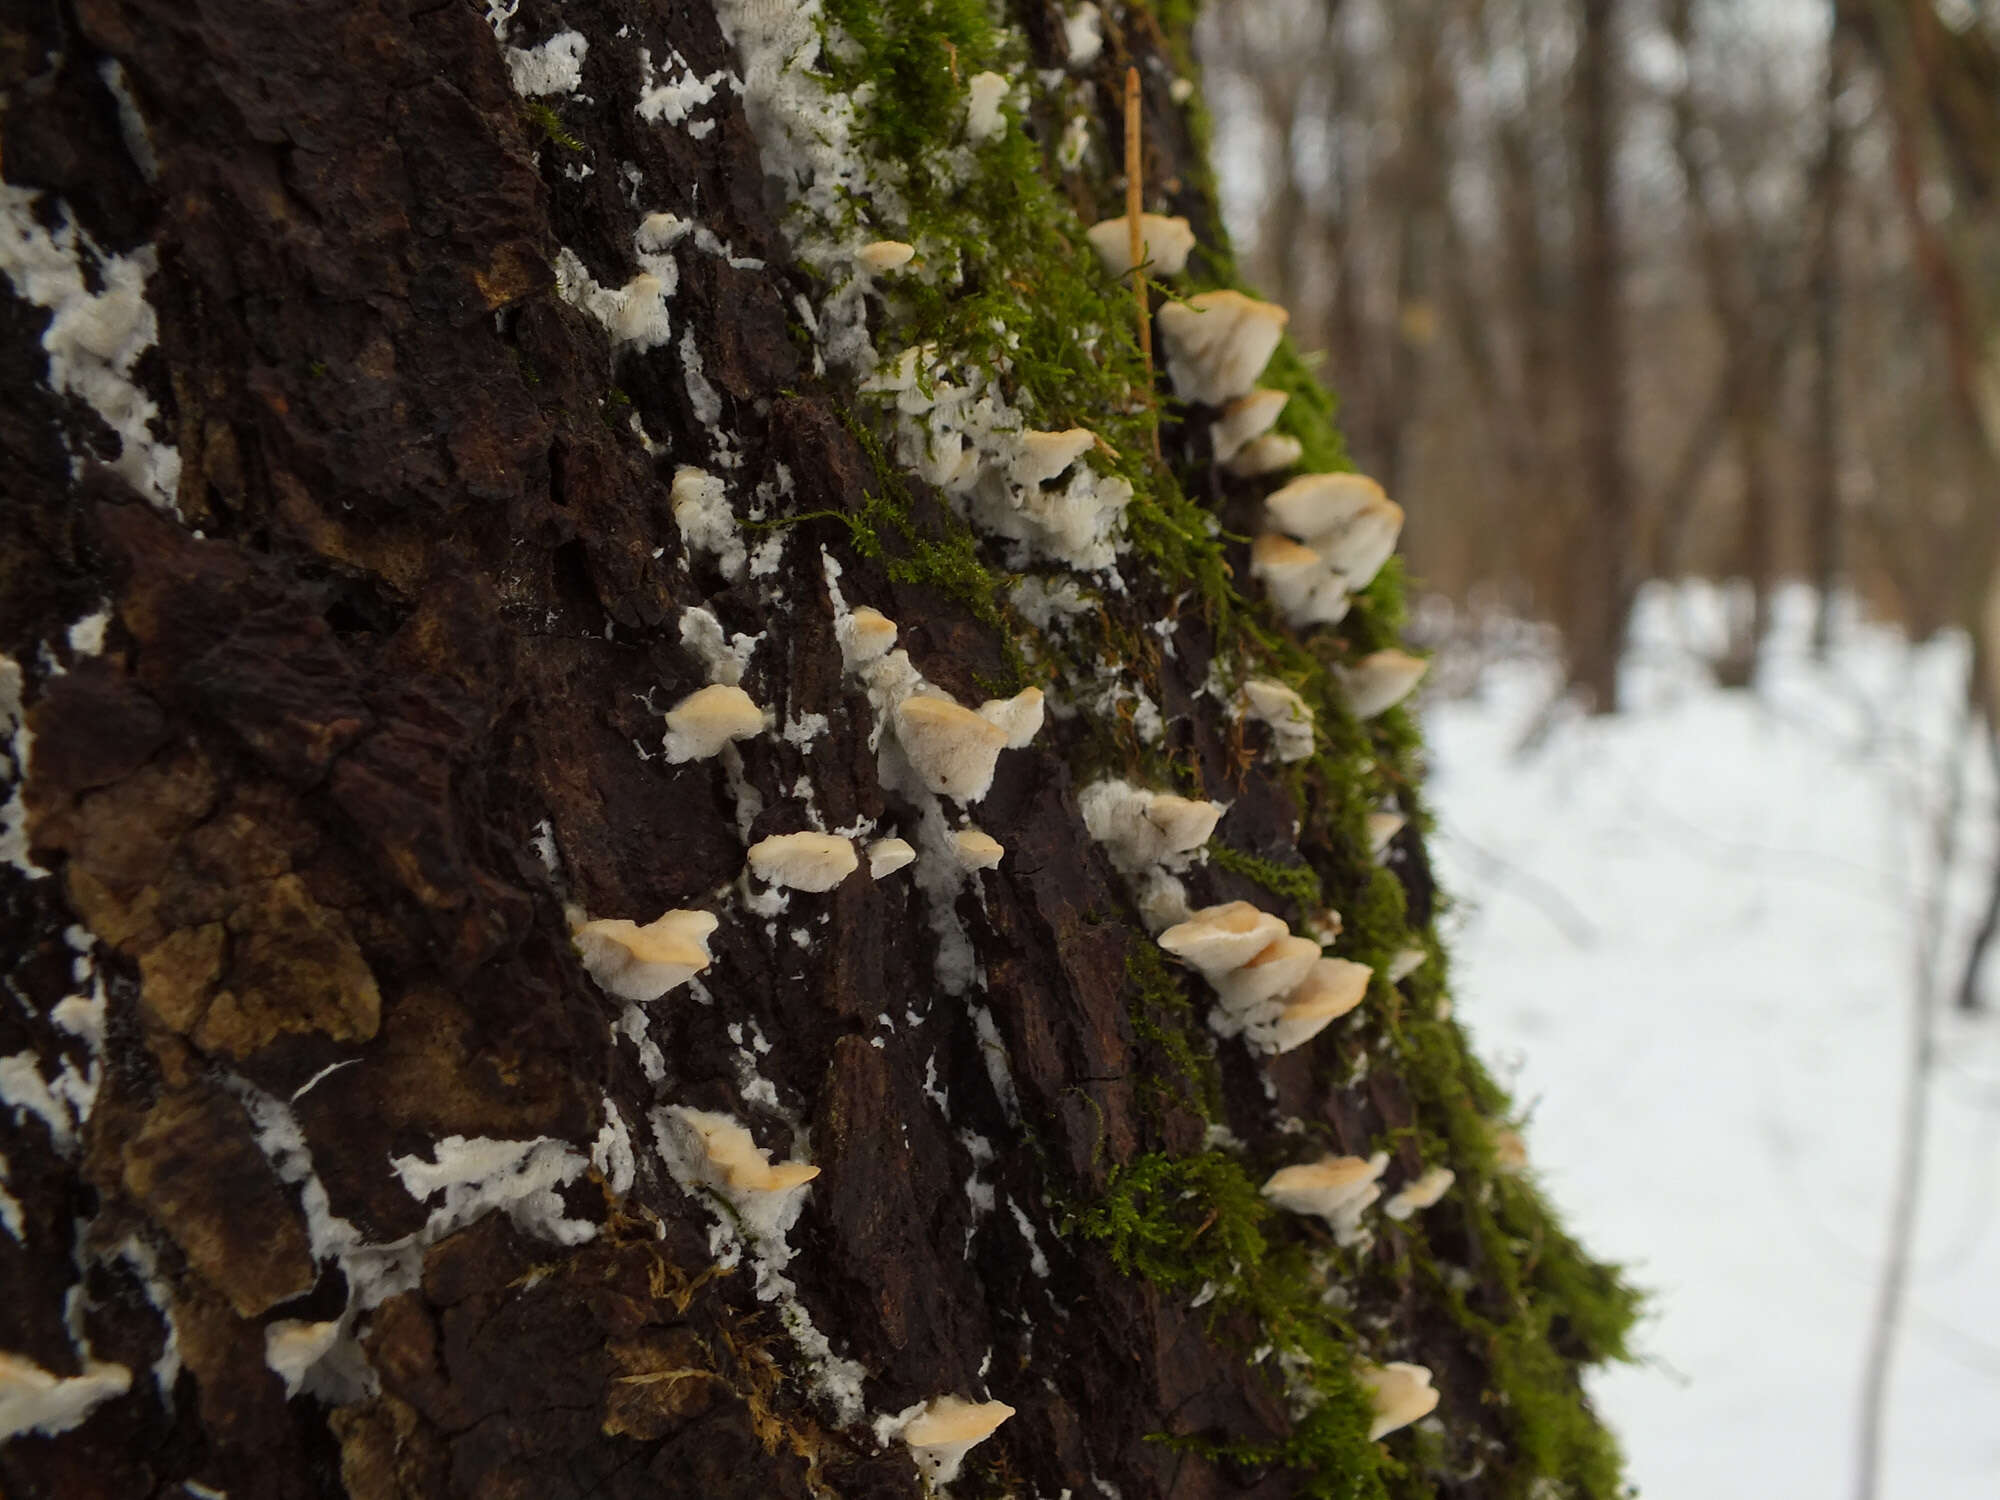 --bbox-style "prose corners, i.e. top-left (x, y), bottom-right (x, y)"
top-left (1216, 934), bottom-right (1324, 1009)
top-left (895, 695), bottom-right (1010, 801)
top-left (1227, 432), bottom-right (1304, 478)
top-left (1156, 290), bottom-right (1290, 406)
top-left (1263, 1153), bottom-right (1387, 1202)
top-left (663, 683), bottom-right (766, 763)
top-left (676, 1108), bottom-right (821, 1194)
top-left (1212, 388), bottom-right (1290, 462)
top-left (1359, 1361), bottom-right (1439, 1441)
top-left (747, 832), bottom-right (860, 892)
top-left (857, 239), bottom-right (916, 271)
top-left (903, 1394), bottom-right (1017, 1447)
top-left (1084, 212), bottom-right (1197, 278)
top-left (951, 829), bottom-right (1006, 870)
top-left (1012, 428), bottom-right (1097, 486)
top-left (1158, 900), bottom-right (1290, 977)
top-left (868, 837), bottom-right (917, 878)
top-left (841, 606), bottom-right (899, 667)
top-left (1265, 472), bottom-right (1390, 541)
top-left (977, 686), bottom-right (1046, 748)
top-left (1337, 650), bottom-right (1429, 720)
